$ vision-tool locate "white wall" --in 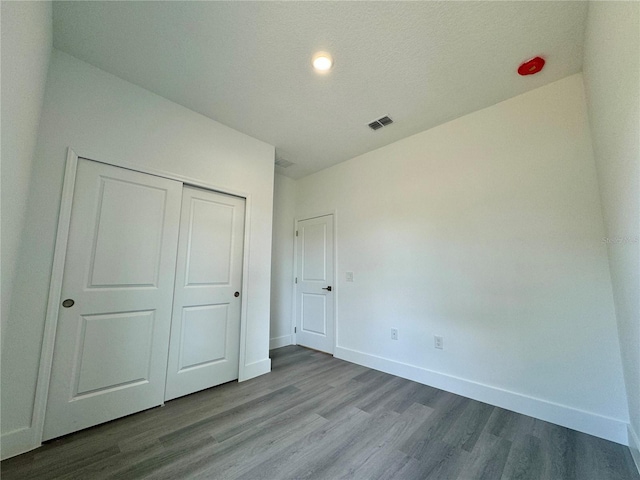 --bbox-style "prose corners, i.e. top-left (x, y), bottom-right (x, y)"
top-left (295, 74), bottom-right (629, 443)
top-left (582, 1), bottom-right (640, 468)
top-left (270, 173), bottom-right (296, 349)
top-left (1, 1), bottom-right (52, 351)
top-left (1, 50), bottom-right (275, 458)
